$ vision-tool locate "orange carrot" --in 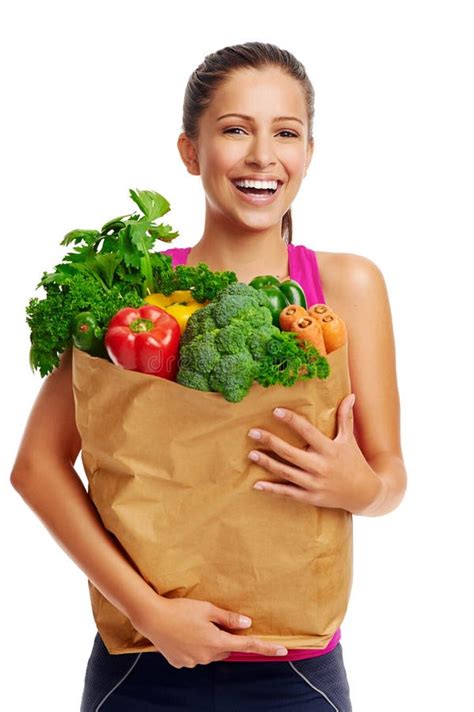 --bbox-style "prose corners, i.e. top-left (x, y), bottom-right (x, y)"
top-left (289, 315), bottom-right (327, 356)
top-left (279, 304), bottom-right (310, 331)
top-left (307, 304), bottom-right (347, 353)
